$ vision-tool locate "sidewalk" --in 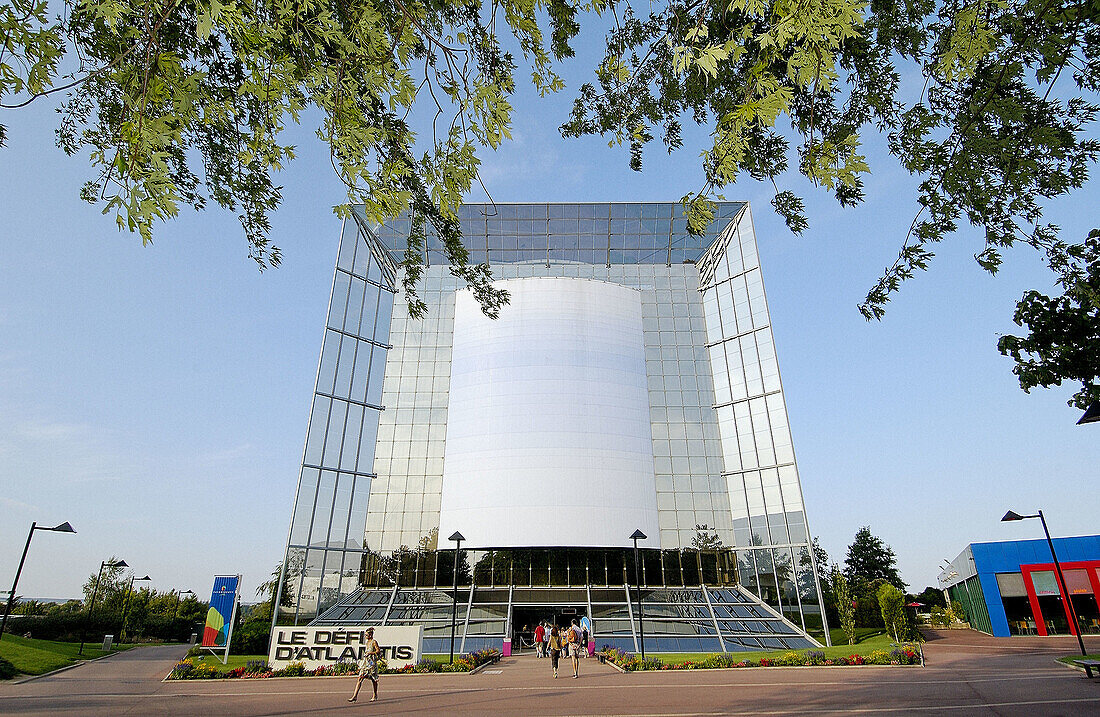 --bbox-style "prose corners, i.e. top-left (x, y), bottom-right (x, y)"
top-left (479, 651), bottom-right (619, 680)
top-left (1, 634), bottom-right (1098, 716)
